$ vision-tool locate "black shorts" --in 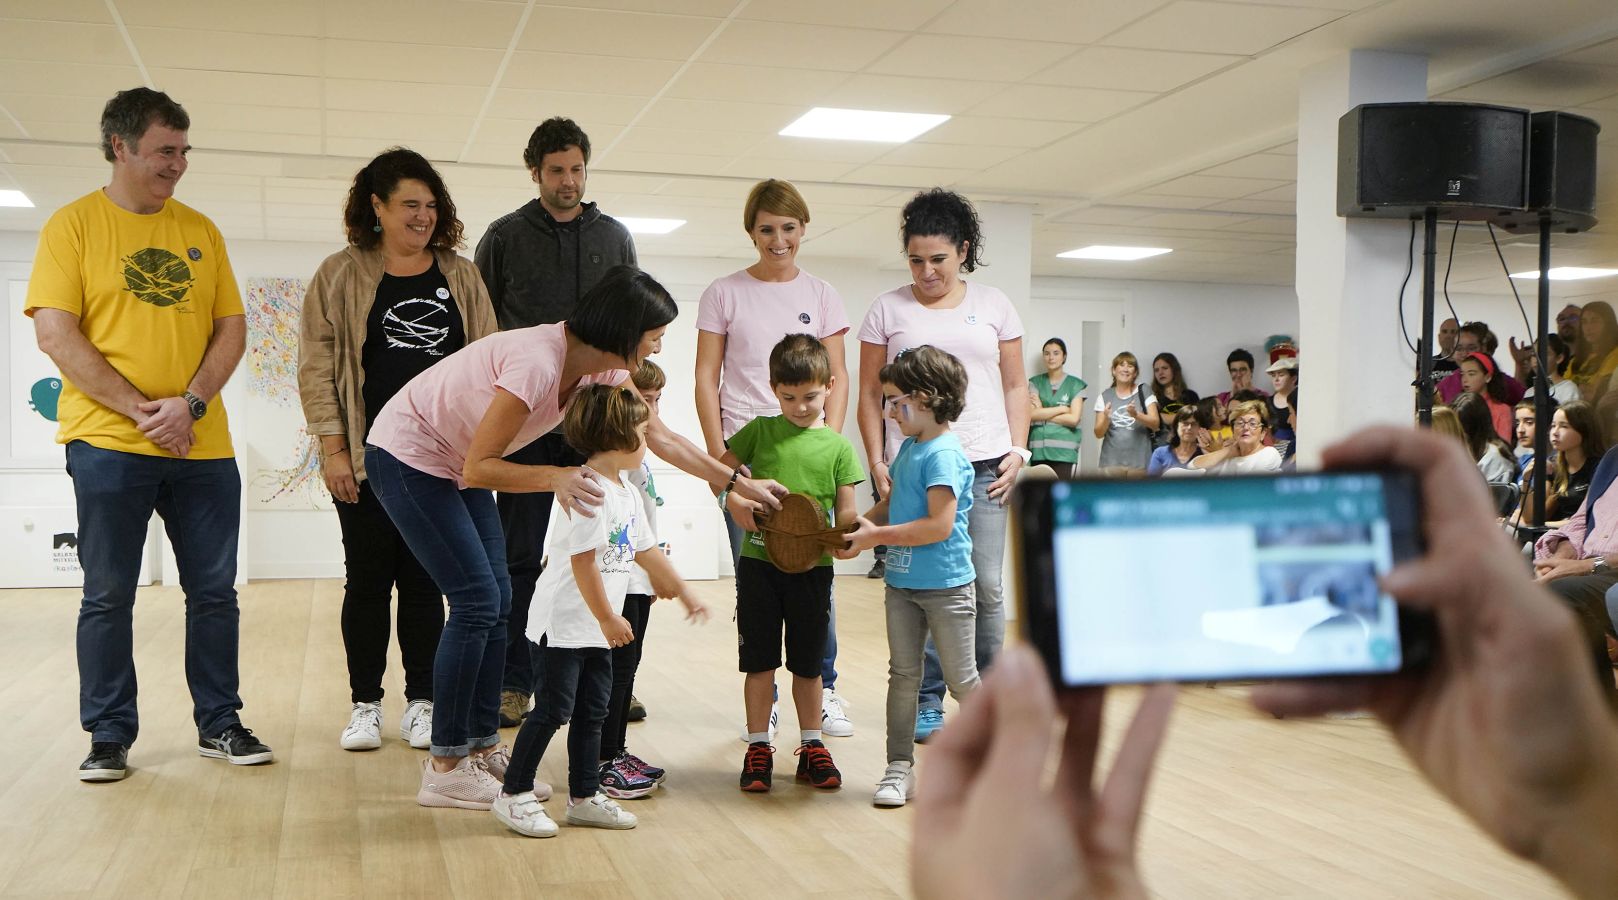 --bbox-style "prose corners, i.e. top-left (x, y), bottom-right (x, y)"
top-left (735, 556), bottom-right (833, 677)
